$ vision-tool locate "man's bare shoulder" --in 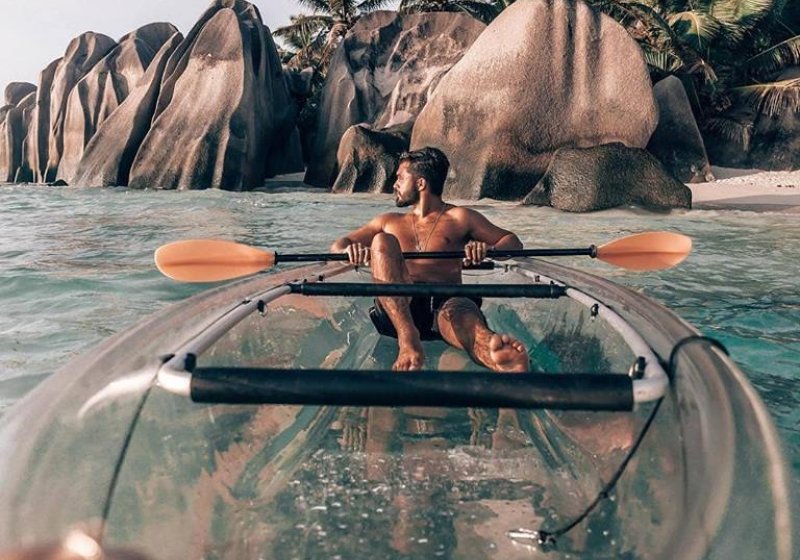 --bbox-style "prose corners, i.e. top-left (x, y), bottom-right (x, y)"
top-left (447, 205), bottom-right (484, 223)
